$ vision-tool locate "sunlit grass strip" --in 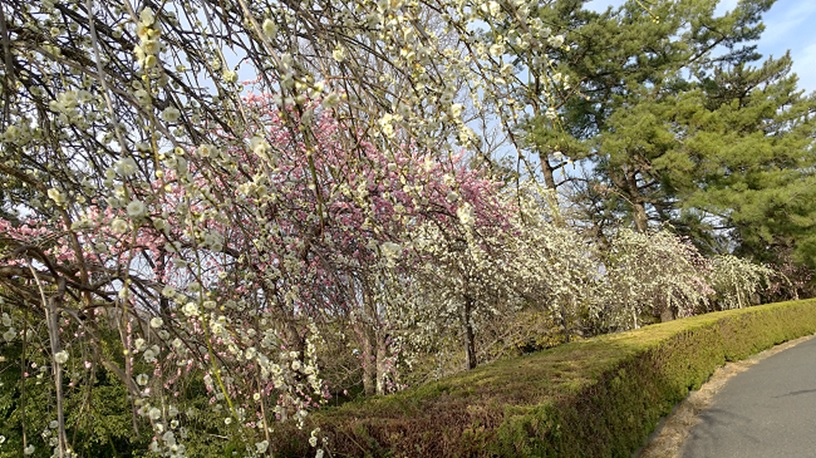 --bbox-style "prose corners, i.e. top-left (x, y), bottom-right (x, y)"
top-left (272, 299), bottom-right (816, 457)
